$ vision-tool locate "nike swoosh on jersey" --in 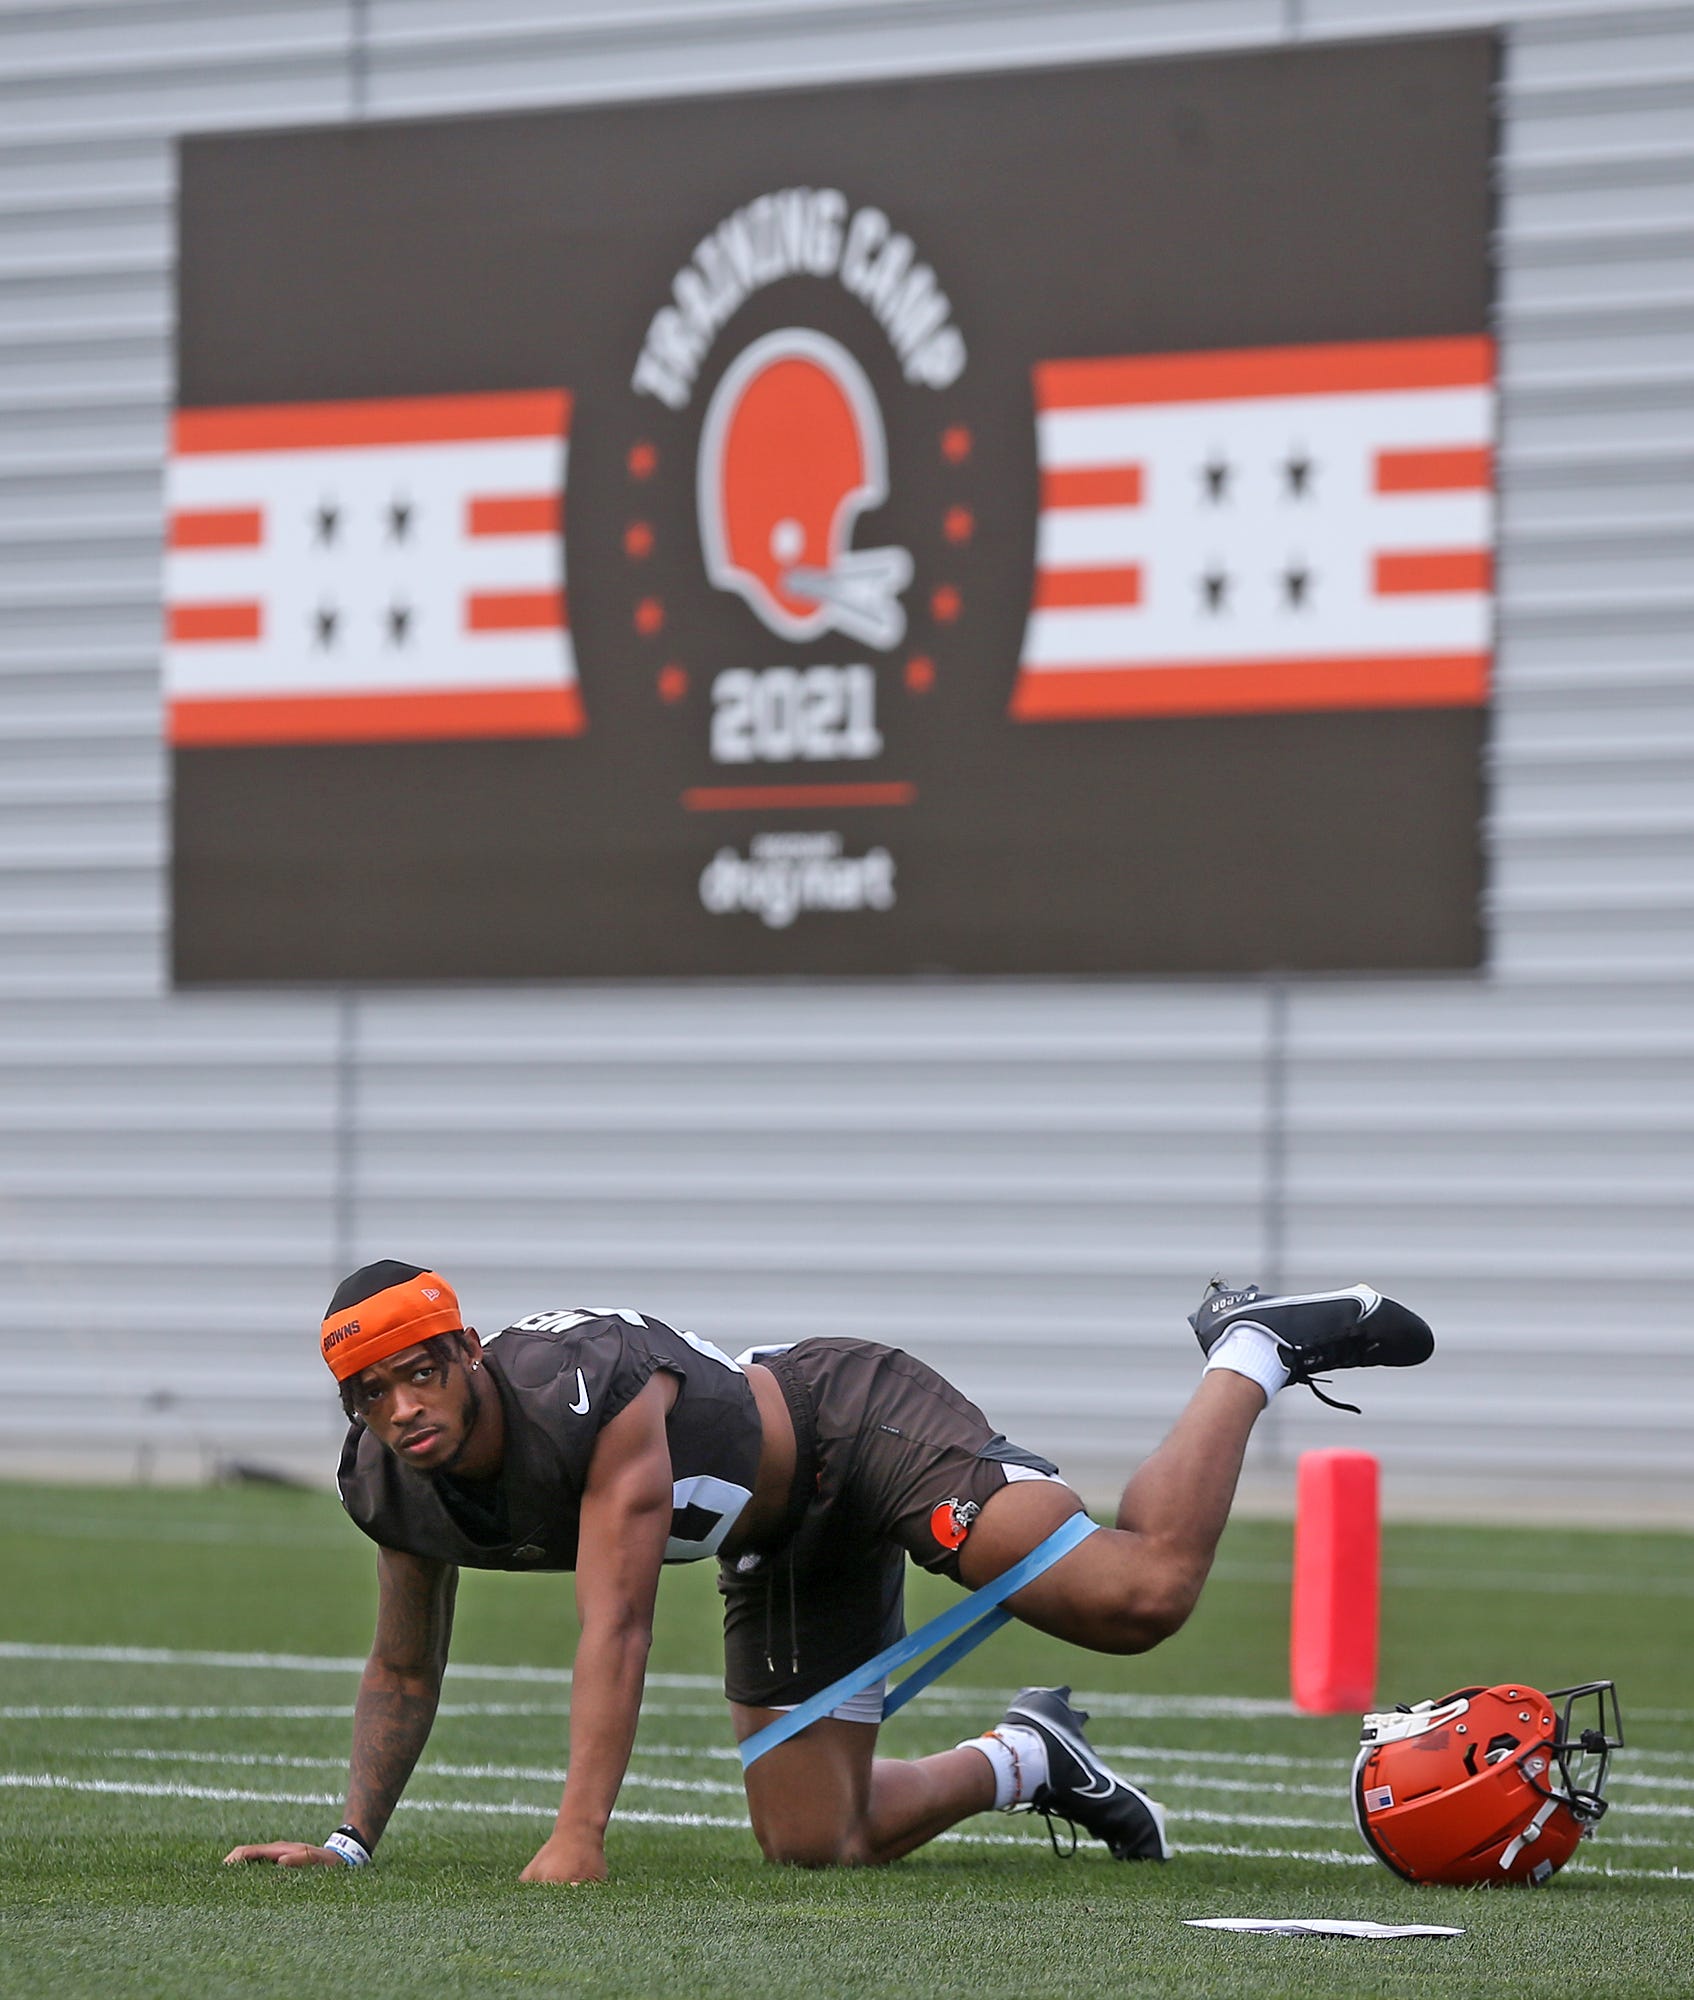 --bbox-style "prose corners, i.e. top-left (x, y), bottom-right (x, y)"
top-left (569, 1368), bottom-right (591, 1416)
